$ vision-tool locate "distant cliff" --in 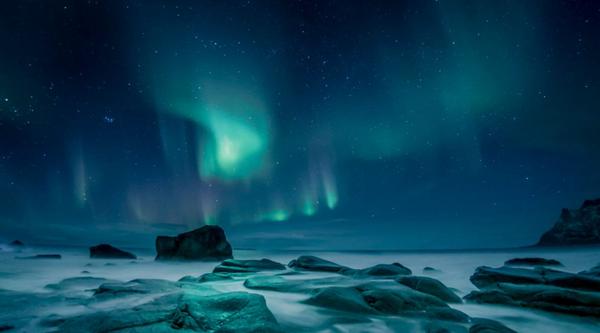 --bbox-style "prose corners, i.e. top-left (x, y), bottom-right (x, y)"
top-left (537, 199), bottom-right (600, 246)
